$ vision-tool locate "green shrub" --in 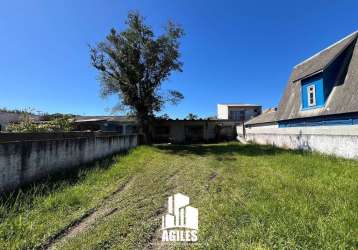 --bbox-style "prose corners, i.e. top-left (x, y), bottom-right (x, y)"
top-left (6, 114), bottom-right (73, 133)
